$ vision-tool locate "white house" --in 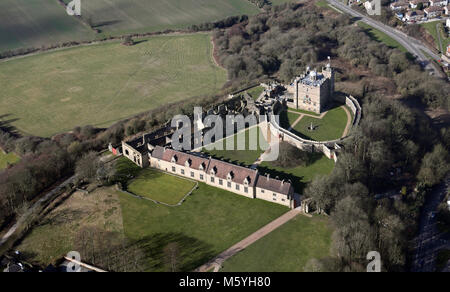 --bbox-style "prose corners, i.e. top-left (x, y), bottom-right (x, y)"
top-left (446, 18), bottom-right (450, 28)
top-left (429, 0), bottom-right (448, 6)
